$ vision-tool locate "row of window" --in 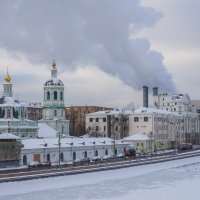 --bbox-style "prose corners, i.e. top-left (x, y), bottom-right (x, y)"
top-left (46, 91), bottom-right (63, 100)
top-left (134, 117), bottom-right (149, 122)
top-left (89, 118), bottom-right (107, 122)
top-left (22, 149), bottom-right (110, 165)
